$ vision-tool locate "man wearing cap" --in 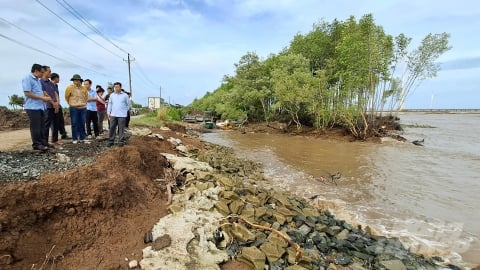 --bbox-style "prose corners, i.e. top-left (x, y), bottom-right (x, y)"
top-left (95, 85), bottom-right (107, 136)
top-left (65, 74), bottom-right (88, 144)
top-left (22, 63), bottom-right (52, 151)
